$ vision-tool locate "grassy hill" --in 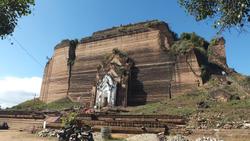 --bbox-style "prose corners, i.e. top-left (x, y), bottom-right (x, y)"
top-left (125, 73), bottom-right (250, 128)
top-left (10, 97), bottom-right (82, 111)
